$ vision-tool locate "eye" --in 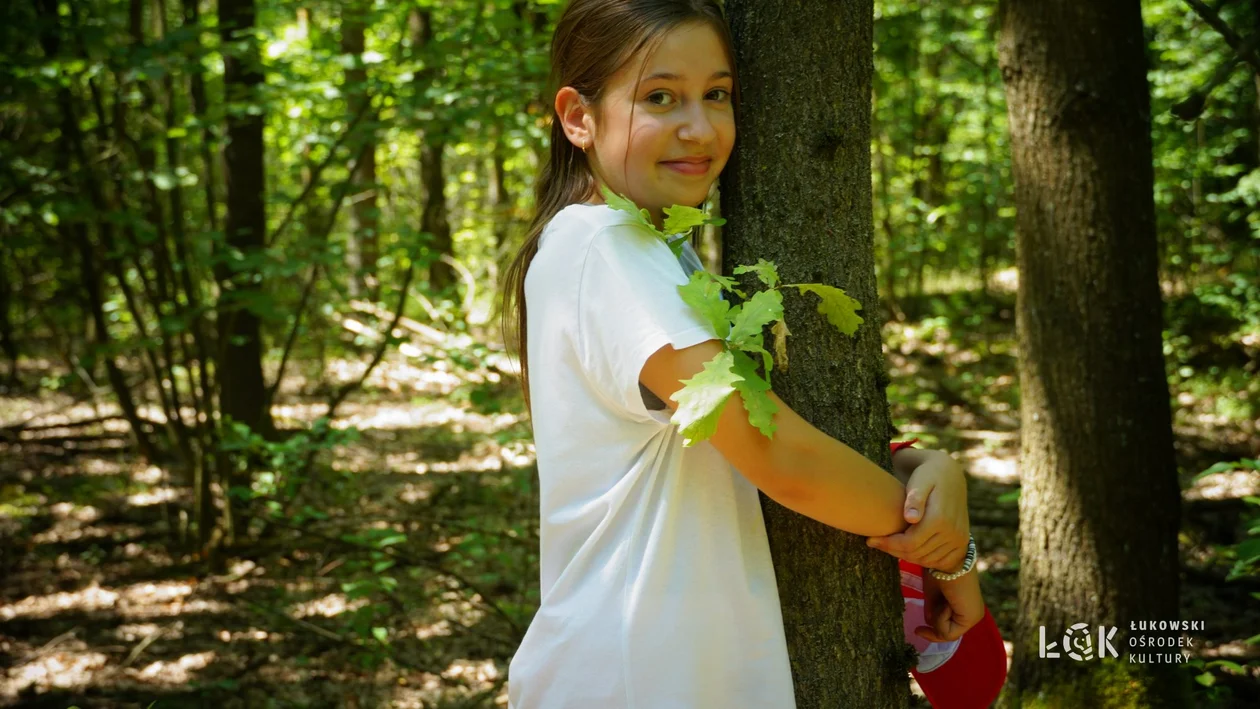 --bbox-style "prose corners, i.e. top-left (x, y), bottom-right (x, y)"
top-left (646, 89), bottom-right (731, 107)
